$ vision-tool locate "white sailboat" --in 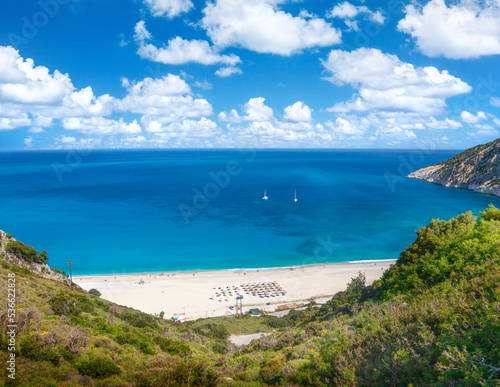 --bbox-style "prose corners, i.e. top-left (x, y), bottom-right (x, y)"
top-left (263, 189), bottom-right (268, 200)
top-left (294, 189), bottom-right (298, 202)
